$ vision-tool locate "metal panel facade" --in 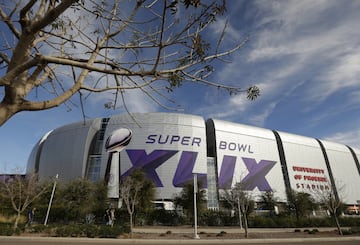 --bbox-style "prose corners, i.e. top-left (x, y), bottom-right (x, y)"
top-left (26, 112), bottom-right (360, 205)
top-left (36, 120), bottom-right (100, 181)
top-left (321, 140), bottom-right (360, 204)
top-left (212, 119), bottom-right (287, 202)
top-left (278, 132), bottom-right (332, 197)
top-left (102, 113), bottom-right (207, 199)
